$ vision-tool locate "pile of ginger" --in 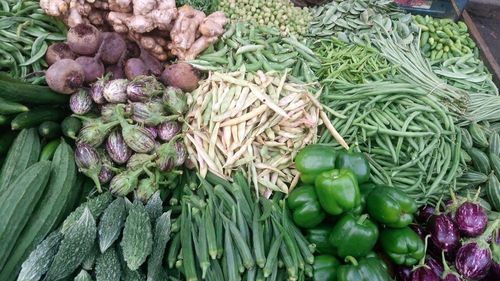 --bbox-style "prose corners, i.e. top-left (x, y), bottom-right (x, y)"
top-left (40, 0), bottom-right (227, 61)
